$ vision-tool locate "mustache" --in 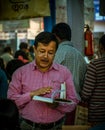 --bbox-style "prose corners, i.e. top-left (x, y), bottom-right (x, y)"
top-left (41, 58), bottom-right (49, 62)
